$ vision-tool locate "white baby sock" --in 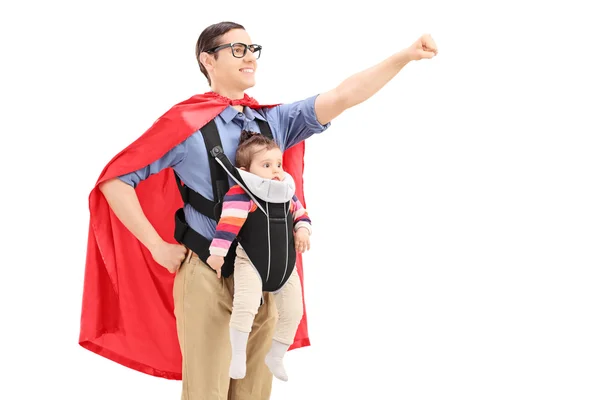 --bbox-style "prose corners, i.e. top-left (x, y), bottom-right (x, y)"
top-left (229, 327), bottom-right (250, 379)
top-left (264, 339), bottom-right (290, 381)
